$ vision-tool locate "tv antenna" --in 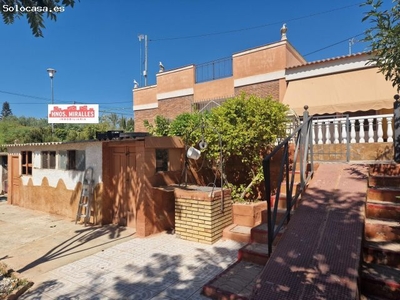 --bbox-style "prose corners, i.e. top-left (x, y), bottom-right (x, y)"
top-left (349, 38), bottom-right (357, 55)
